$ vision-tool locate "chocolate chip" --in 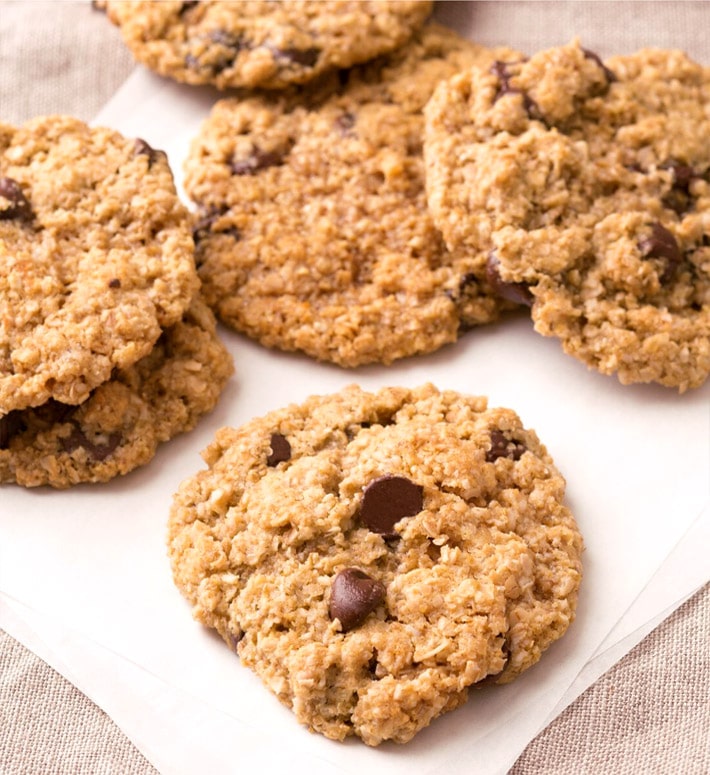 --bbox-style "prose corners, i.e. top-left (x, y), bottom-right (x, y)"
top-left (334, 111), bottom-right (356, 136)
top-left (178, 1), bottom-right (199, 14)
top-left (133, 138), bottom-right (166, 168)
top-left (486, 430), bottom-right (526, 462)
top-left (660, 160), bottom-right (699, 215)
top-left (108, 278), bottom-right (121, 289)
top-left (581, 48), bottom-right (617, 85)
top-left (639, 222), bottom-right (682, 283)
top-left (274, 46), bottom-right (320, 68)
top-left (192, 207), bottom-right (240, 243)
top-left (486, 252), bottom-right (533, 306)
top-left (360, 474), bottom-right (423, 537)
top-left (490, 60), bottom-right (542, 121)
top-left (230, 147), bottom-right (285, 175)
top-left (0, 411), bottom-right (25, 449)
top-left (0, 177), bottom-right (33, 222)
top-left (329, 568), bottom-right (385, 632)
top-left (60, 426), bottom-right (120, 461)
top-left (266, 432), bottom-right (291, 466)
